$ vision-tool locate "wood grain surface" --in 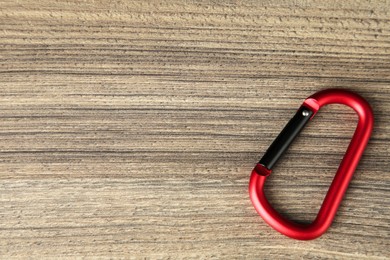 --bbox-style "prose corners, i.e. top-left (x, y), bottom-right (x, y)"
top-left (1, 0), bottom-right (389, 258)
